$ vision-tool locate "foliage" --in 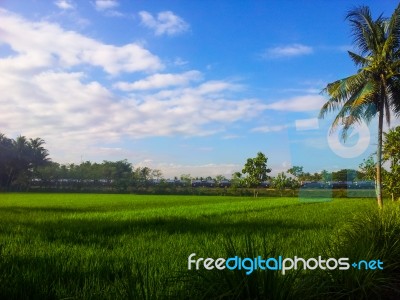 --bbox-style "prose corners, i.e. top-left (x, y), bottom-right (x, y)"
top-left (242, 152), bottom-right (271, 197)
top-left (230, 171), bottom-right (243, 189)
top-left (287, 166), bottom-right (304, 178)
top-left (321, 169), bottom-right (332, 182)
top-left (286, 177), bottom-right (301, 196)
top-left (359, 155), bottom-right (376, 181)
top-left (319, 4), bottom-right (400, 207)
top-left (273, 172), bottom-right (289, 195)
top-left (383, 126), bottom-right (400, 201)
top-left (331, 169), bottom-right (361, 182)
top-left (301, 203), bottom-right (400, 299)
top-left (214, 174), bottom-right (226, 182)
top-left (383, 126), bottom-right (400, 162)
top-left (0, 133), bottom-right (50, 190)
top-left (180, 174), bottom-right (192, 185)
